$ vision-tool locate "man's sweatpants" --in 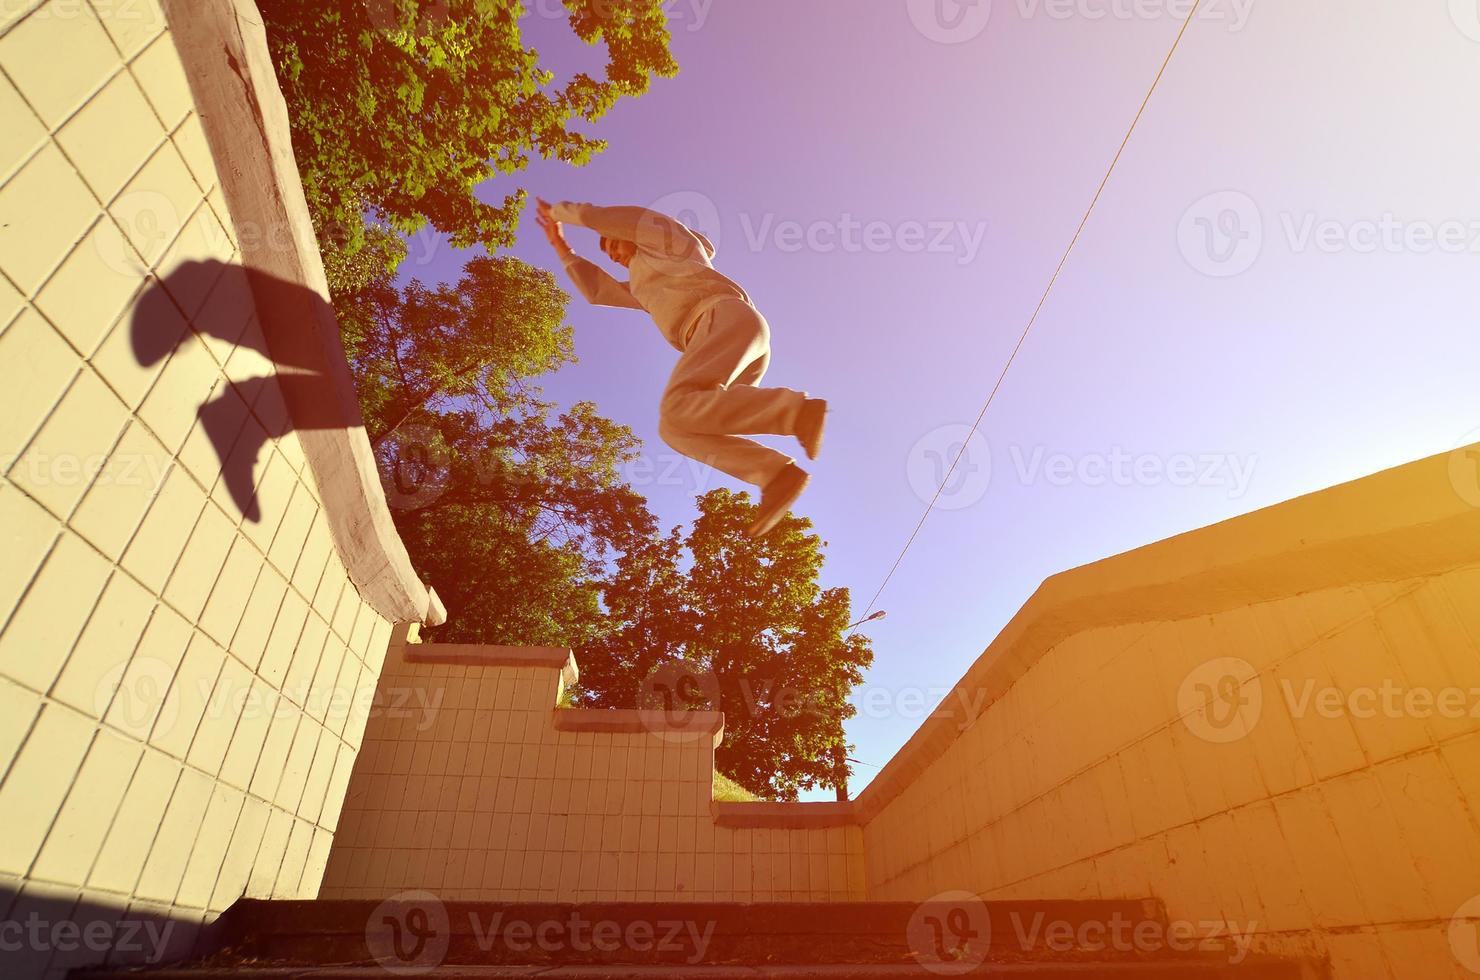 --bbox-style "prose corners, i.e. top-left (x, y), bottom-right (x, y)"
top-left (658, 298), bottom-right (807, 488)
